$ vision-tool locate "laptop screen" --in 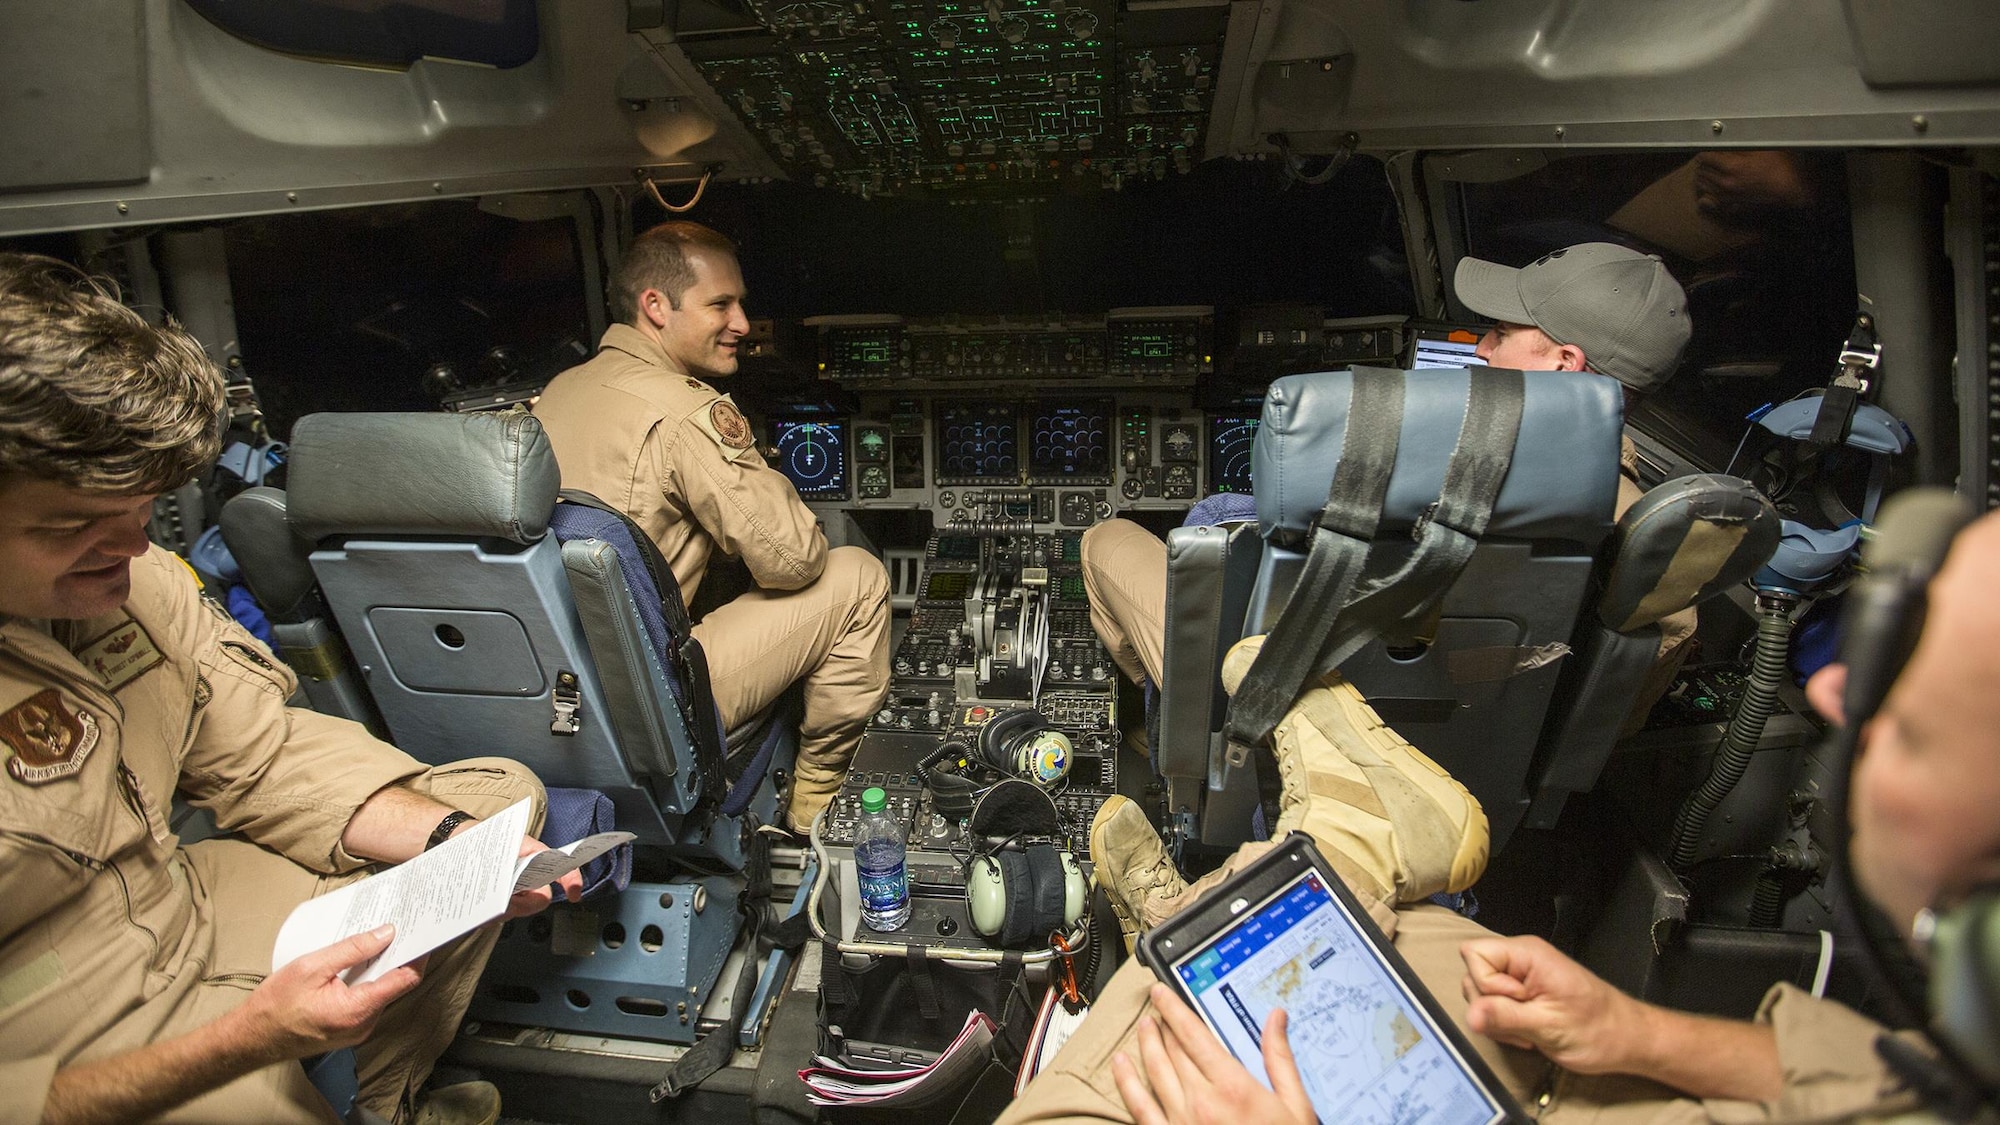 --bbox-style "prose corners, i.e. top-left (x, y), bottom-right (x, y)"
top-left (1406, 326), bottom-right (1489, 370)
